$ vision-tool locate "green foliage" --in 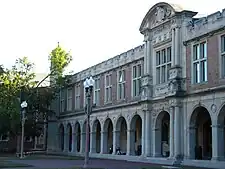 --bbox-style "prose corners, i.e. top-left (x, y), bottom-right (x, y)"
top-left (49, 43), bottom-right (72, 82)
top-left (0, 43), bottom-right (72, 138)
top-left (0, 57), bottom-right (37, 136)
